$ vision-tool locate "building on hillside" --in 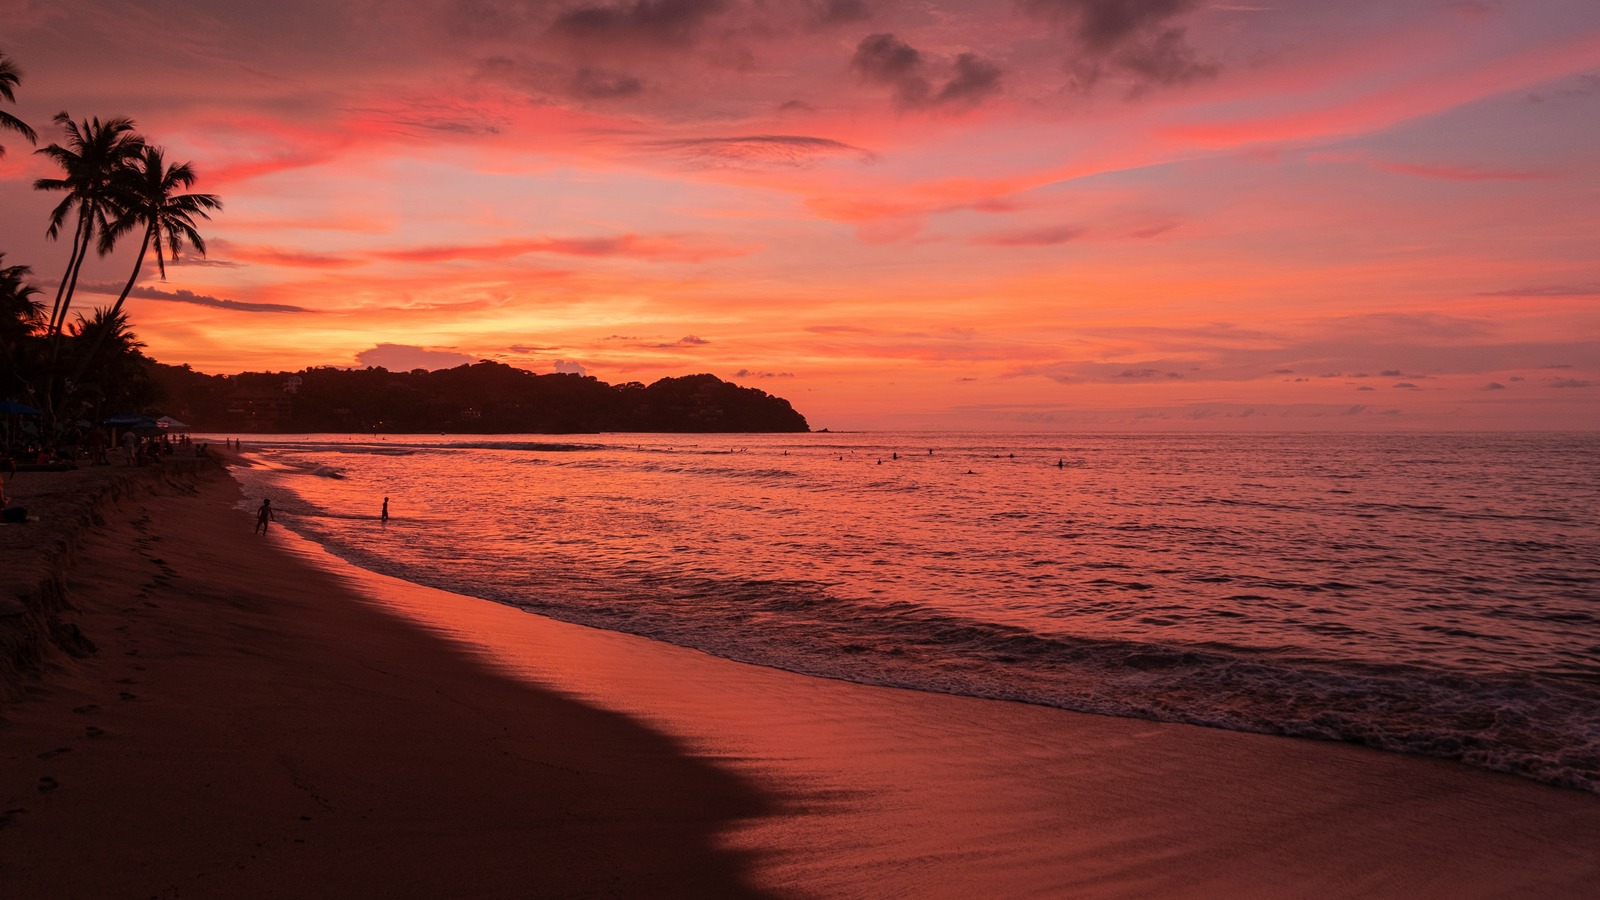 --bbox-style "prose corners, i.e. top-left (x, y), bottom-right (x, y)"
top-left (225, 388), bottom-right (293, 427)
